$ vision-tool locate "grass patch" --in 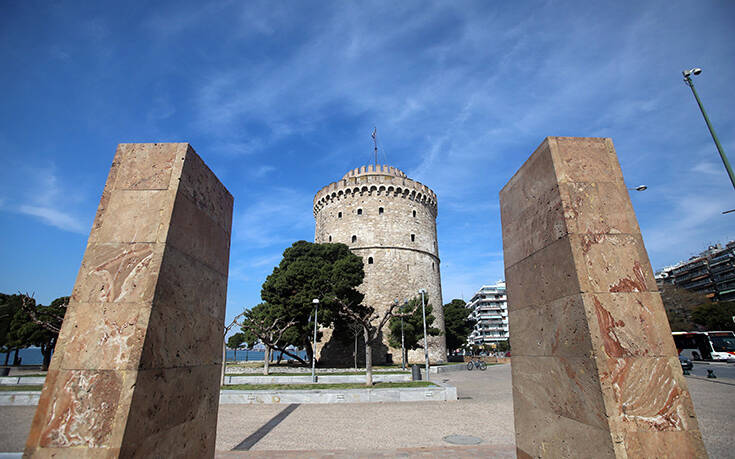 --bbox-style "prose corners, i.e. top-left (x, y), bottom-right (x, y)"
top-left (223, 381), bottom-right (436, 391)
top-left (227, 370), bottom-right (409, 377)
top-left (0, 385), bottom-right (43, 391)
